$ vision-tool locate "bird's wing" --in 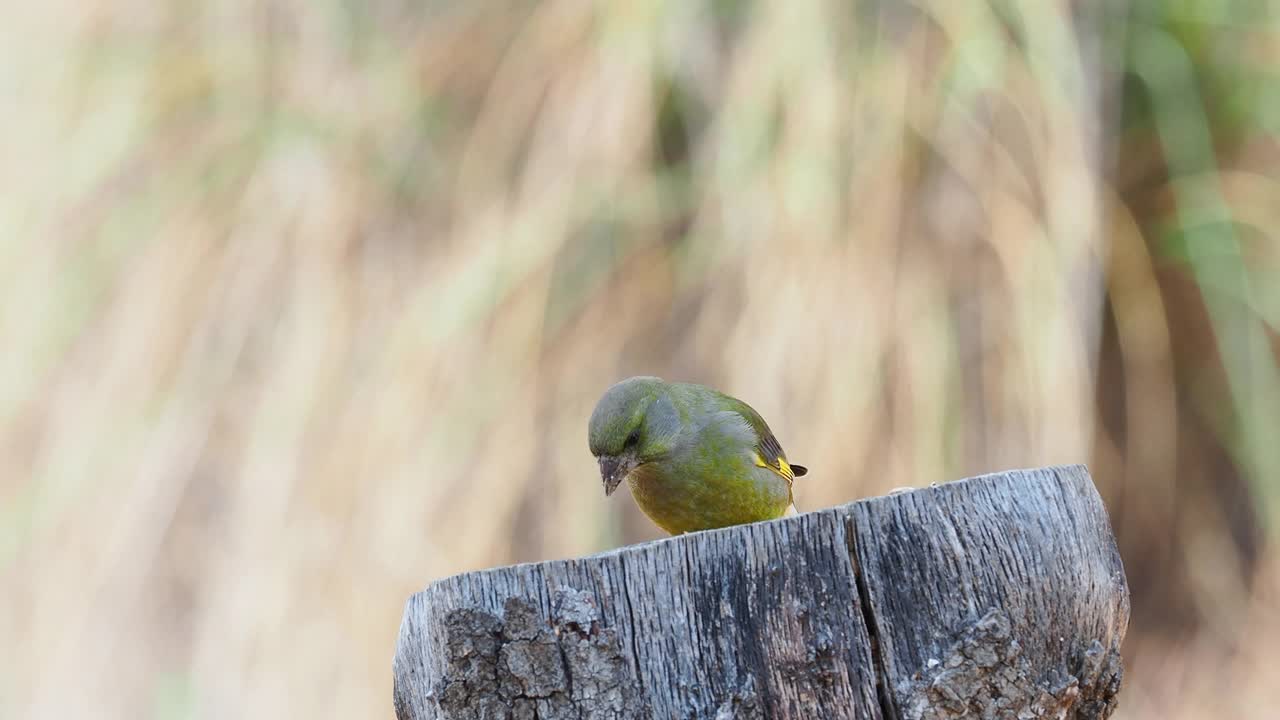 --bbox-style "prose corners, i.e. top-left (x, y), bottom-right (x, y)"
top-left (718, 395), bottom-right (807, 484)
